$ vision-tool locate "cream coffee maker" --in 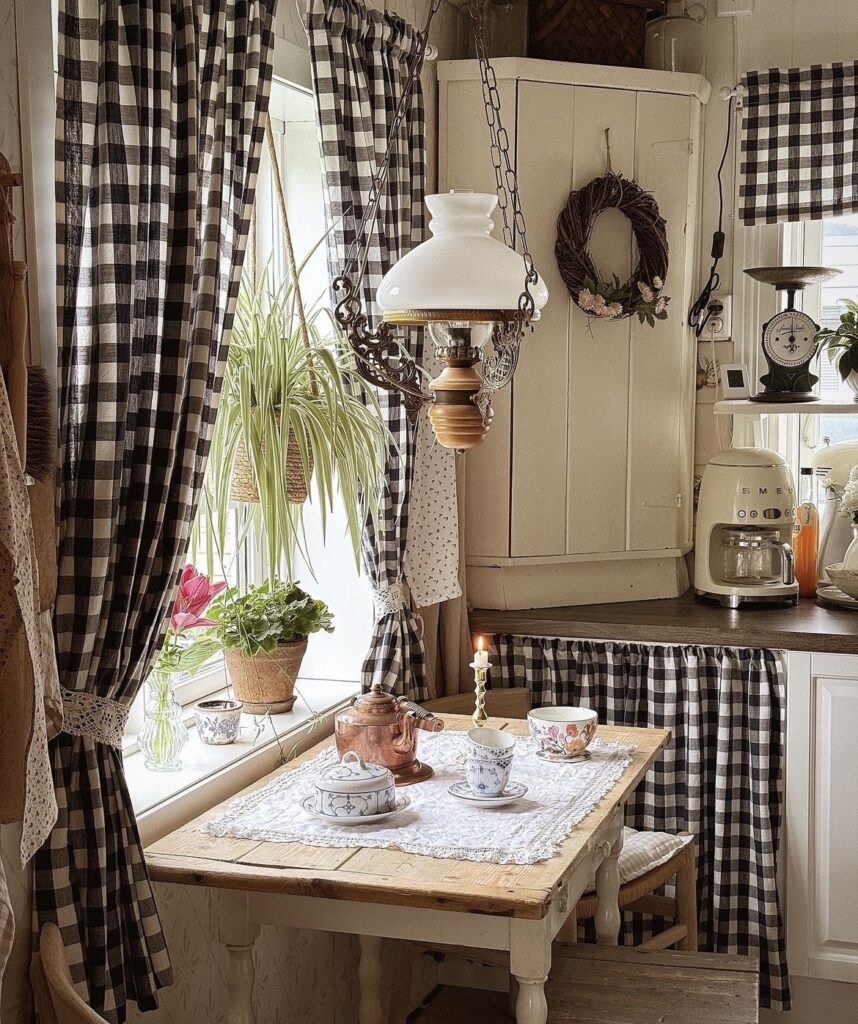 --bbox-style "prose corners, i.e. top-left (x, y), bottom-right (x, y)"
top-left (695, 448), bottom-right (798, 608)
